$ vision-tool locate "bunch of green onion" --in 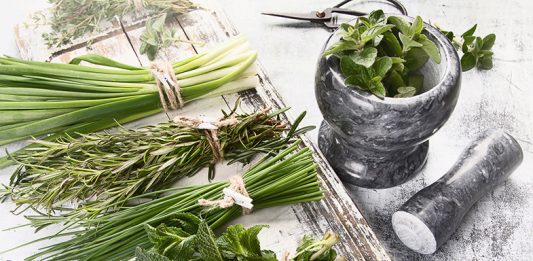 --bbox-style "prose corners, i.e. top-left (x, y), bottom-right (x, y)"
top-left (4, 107), bottom-right (312, 220)
top-left (0, 35), bottom-right (257, 161)
top-left (6, 142), bottom-right (323, 260)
